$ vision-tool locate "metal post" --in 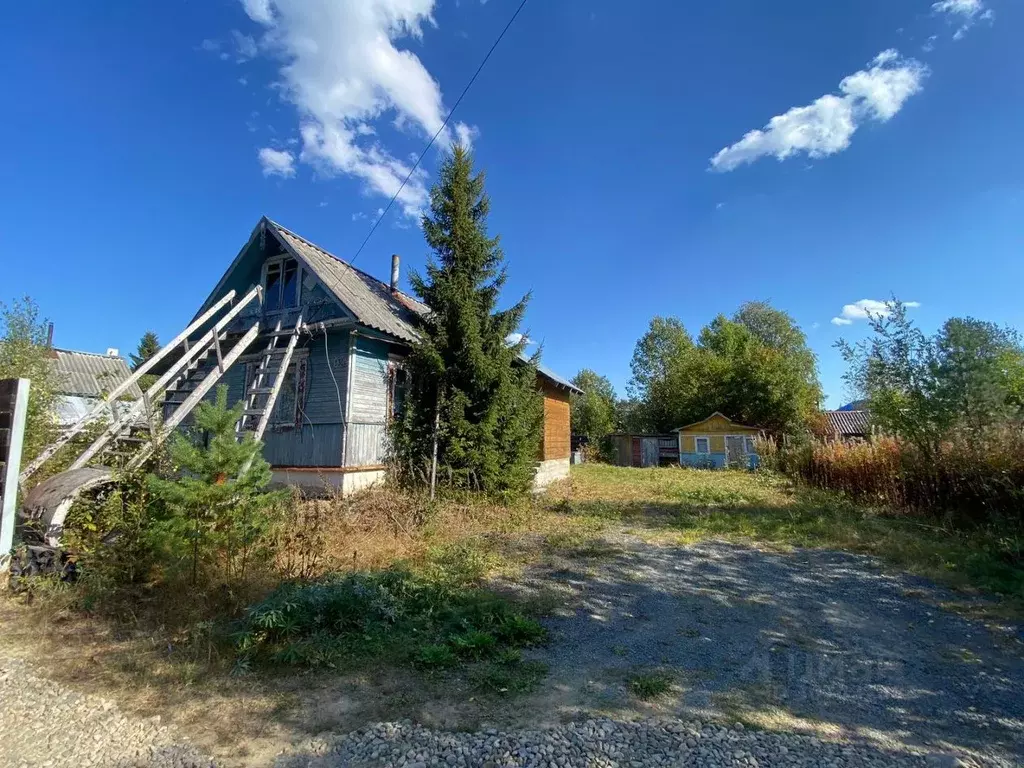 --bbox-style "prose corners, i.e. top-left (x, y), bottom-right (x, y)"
top-left (429, 389), bottom-right (440, 501)
top-left (1, 378), bottom-right (30, 571)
